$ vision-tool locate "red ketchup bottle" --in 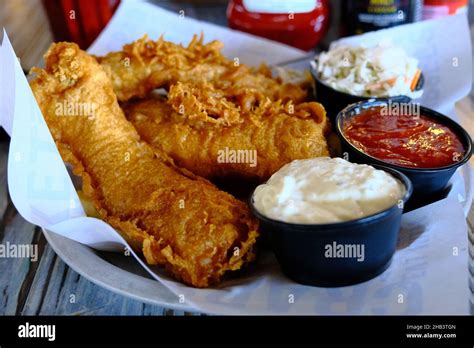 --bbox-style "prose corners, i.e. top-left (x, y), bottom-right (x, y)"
top-left (42, 0), bottom-right (120, 49)
top-left (422, 0), bottom-right (468, 20)
top-left (227, 0), bottom-right (330, 51)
